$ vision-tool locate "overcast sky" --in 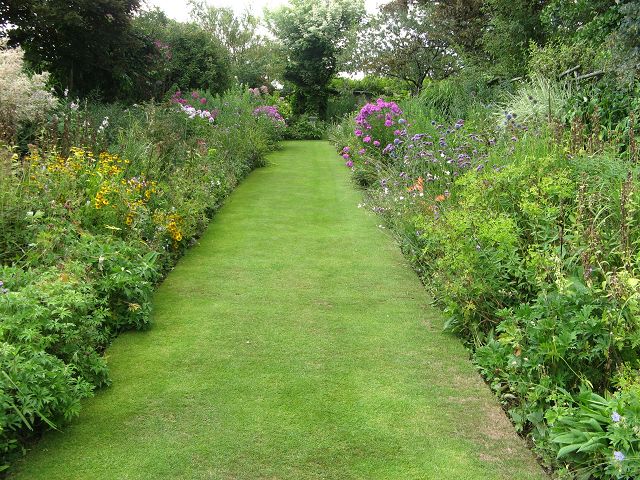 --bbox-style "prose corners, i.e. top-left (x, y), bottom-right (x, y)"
top-left (144, 0), bottom-right (384, 22)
